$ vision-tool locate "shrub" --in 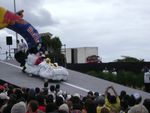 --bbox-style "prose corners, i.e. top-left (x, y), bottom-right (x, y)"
top-left (87, 70), bottom-right (144, 89)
